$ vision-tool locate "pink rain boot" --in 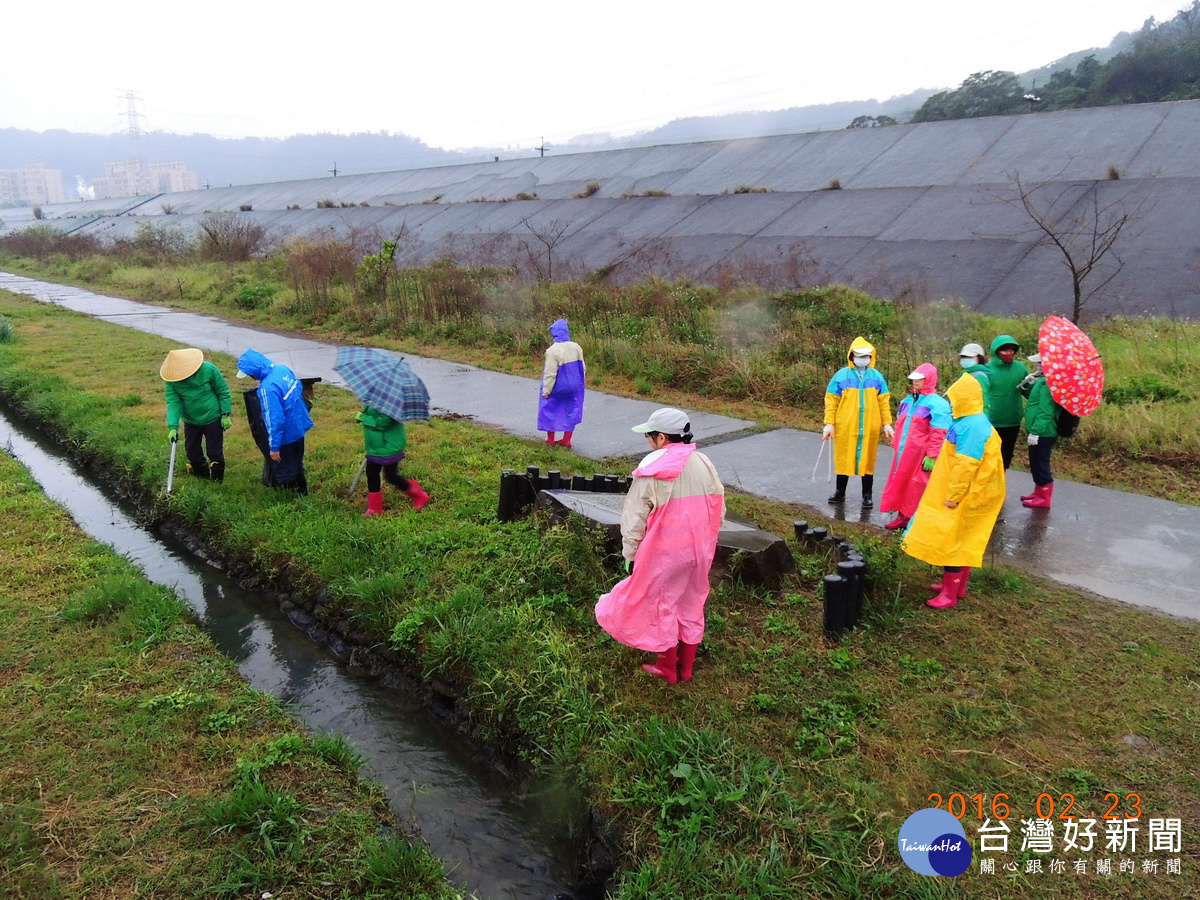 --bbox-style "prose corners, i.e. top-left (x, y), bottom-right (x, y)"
top-left (678, 642), bottom-right (699, 682)
top-left (927, 570), bottom-right (965, 609)
top-left (641, 645), bottom-right (679, 684)
top-left (884, 513), bottom-right (909, 530)
top-left (556, 430), bottom-right (574, 449)
top-left (363, 491), bottom-right (384, 516)
top-left (930, 566), bottom-right (970, 596)
top-left (404, 480), bottom-right (430, 511)
top-left (546, 432), bottom-right (557, 445)
top-left (1022, 483), bottom-right (1054, 508)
